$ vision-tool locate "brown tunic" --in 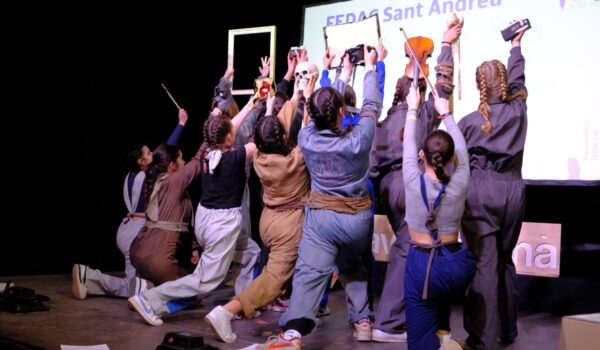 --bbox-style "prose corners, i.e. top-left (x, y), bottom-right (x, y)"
top-left (130, 147), bottom-right (202, 285)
